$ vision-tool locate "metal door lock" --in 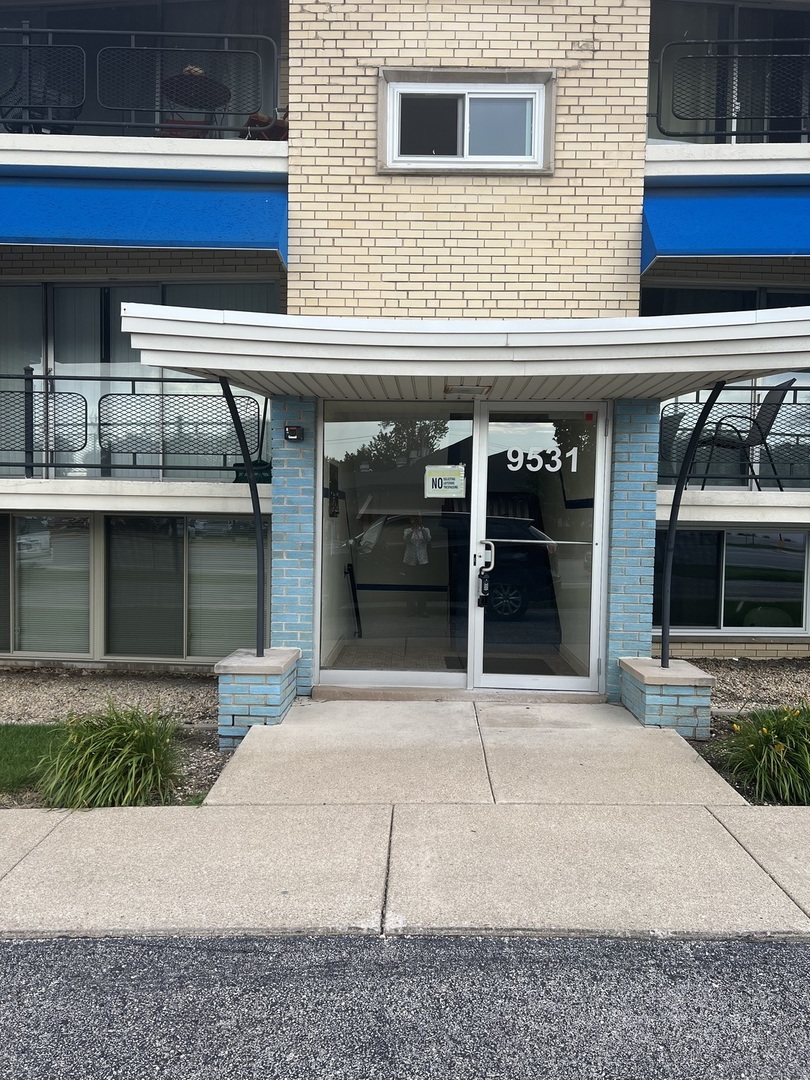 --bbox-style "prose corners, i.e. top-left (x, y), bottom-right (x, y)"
top-left (478, 569), bottom-right (490, 608)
